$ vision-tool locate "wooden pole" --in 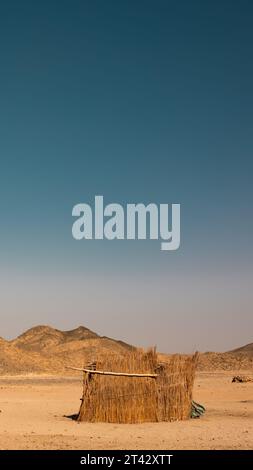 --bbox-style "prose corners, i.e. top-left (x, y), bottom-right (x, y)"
top-left (66, 366), bottom-right (158, 378)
